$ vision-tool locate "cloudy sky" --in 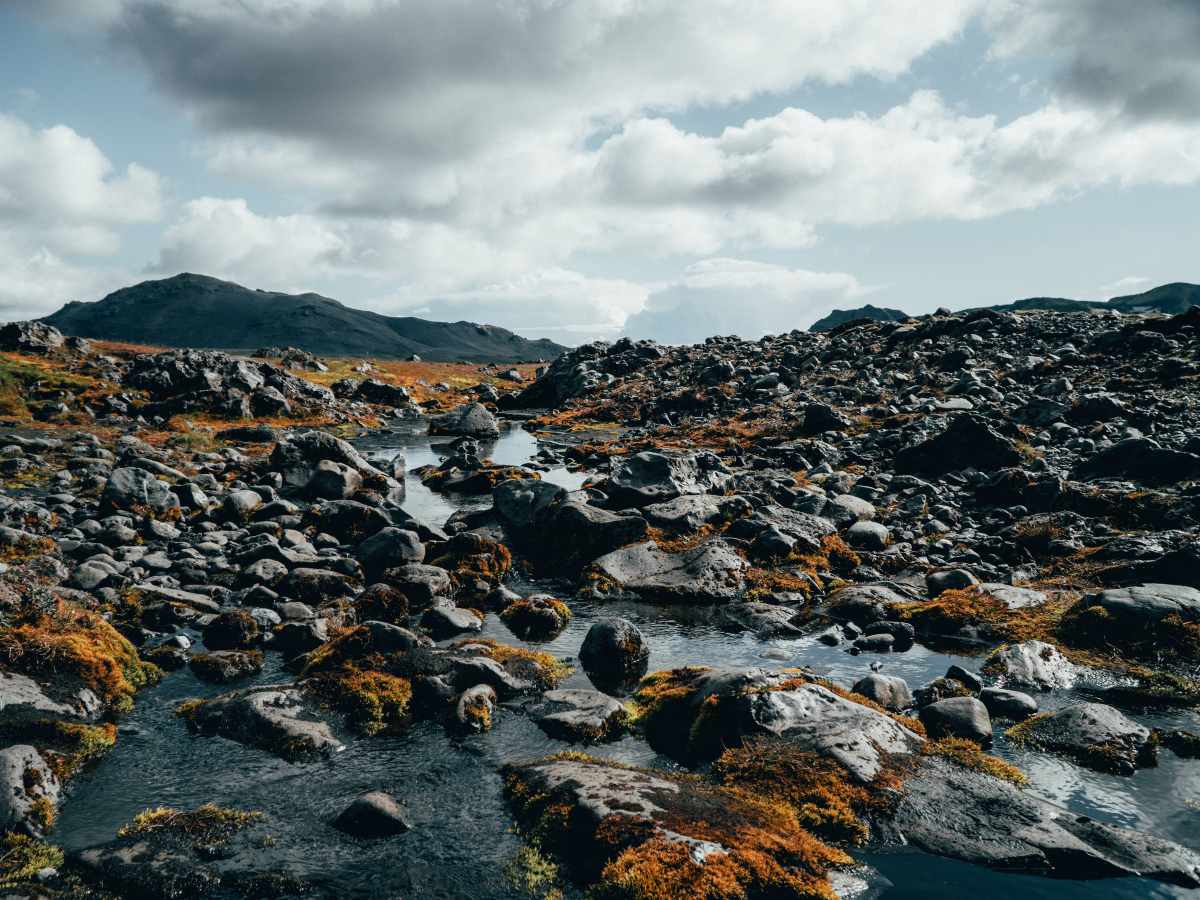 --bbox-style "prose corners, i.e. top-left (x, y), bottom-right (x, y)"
top-left (2, 1), bottom-right (1198, 343)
